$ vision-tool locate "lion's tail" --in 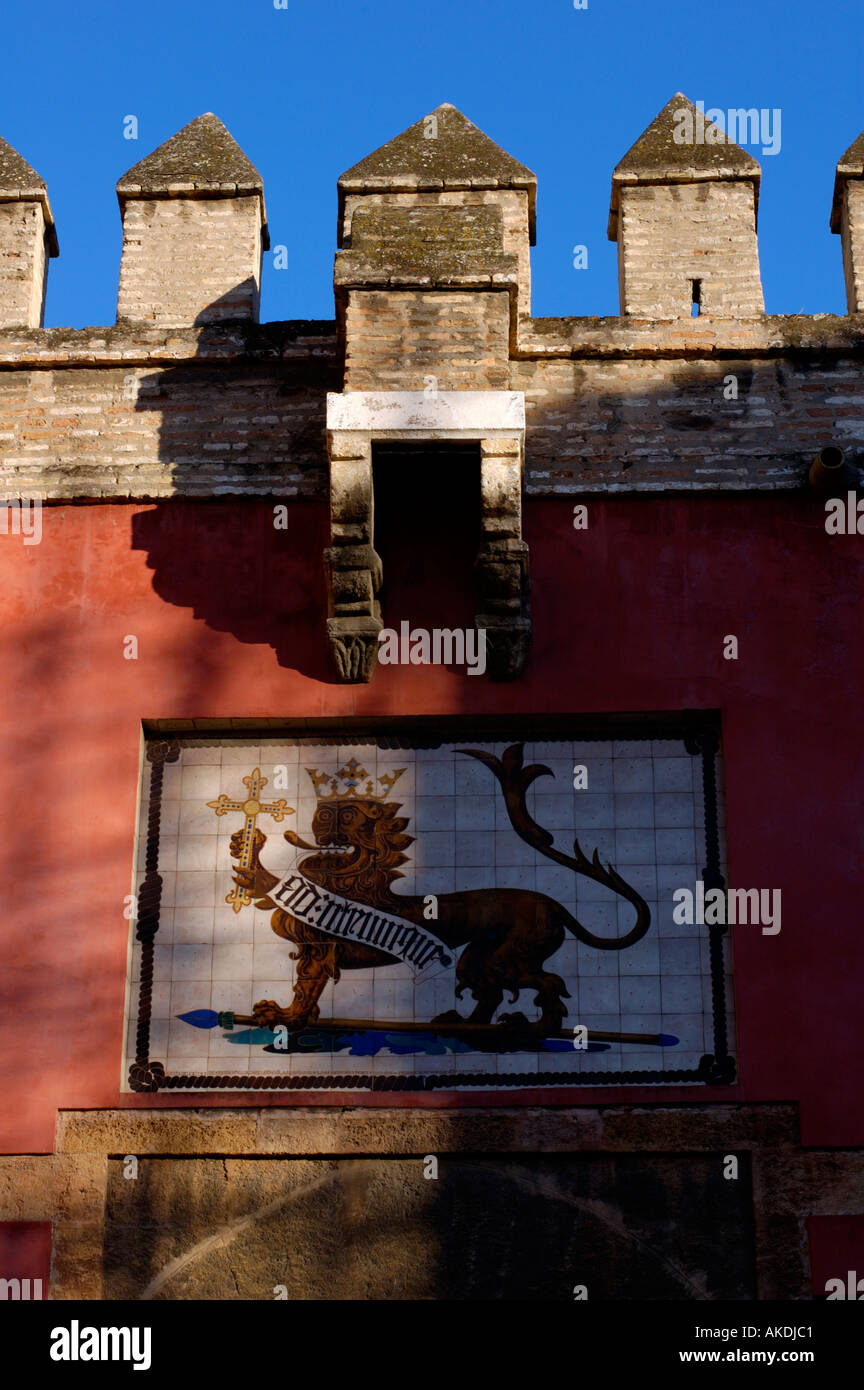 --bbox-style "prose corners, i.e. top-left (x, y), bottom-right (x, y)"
top-left (560, 895), bottom-right (651, 952)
